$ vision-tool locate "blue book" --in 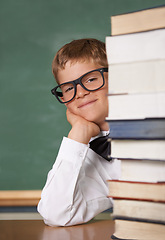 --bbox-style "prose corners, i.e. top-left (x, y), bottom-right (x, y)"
top-left (108, 118), bottom-right (165, 139)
